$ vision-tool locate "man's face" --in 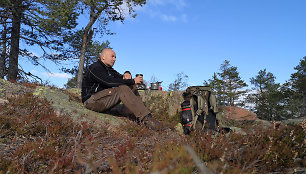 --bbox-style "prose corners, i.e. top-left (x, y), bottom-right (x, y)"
top-left (123, 73), bottom-right (132, 79)
top-left (101, 49), bottom-right (116, 67)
